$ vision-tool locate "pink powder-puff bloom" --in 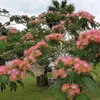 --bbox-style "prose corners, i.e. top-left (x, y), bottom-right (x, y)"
top-left (52, 69), bottom-right (59, 78)
top-left (9, 28), bottom-right (17, 34)
top-left (71, 84), bottom-right (78, 90)
top-left (47, 10), bottom-right (53, 14)
top-left (76, 29), bottom-right (100, 49)
top-left (52, 24), bottom-right (66, 33)
top-left (74, 60), bottom-right (90, 73)
top-left (31, 49), bottom-right (42, 58)
top-left (61, 84), bottom-right (70, 93)
top-left (20, 72), bottom-right (26, 79)
top-left (22, 32), bottom-right (33, 40)
top-left (9, 74), bottom-right (17, 81)
top-left (68, 89), bottom-right (75, 96)
top-left (70, 11), bottom-right (94, 23)
top-left (75, 88), bottom-right (80, 95)
top-left (61, 83), bottom-right (80, 97)
top-left (28, 20), bottom-right (38, 25)
top-left (36, 40), bottom-right (47, 48)
top-left (58, 68), bottom-right (67, 78)
top-left (24, 46), bottom-right (38, 56)
top-left (62, 57), bottom-right (74, 66)
top-left (0, 66), bottom-right (7, 75)
top-left (45, 34), bottom-right (63, 42)
top-left (0, 36), bottom-right (7, 41)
